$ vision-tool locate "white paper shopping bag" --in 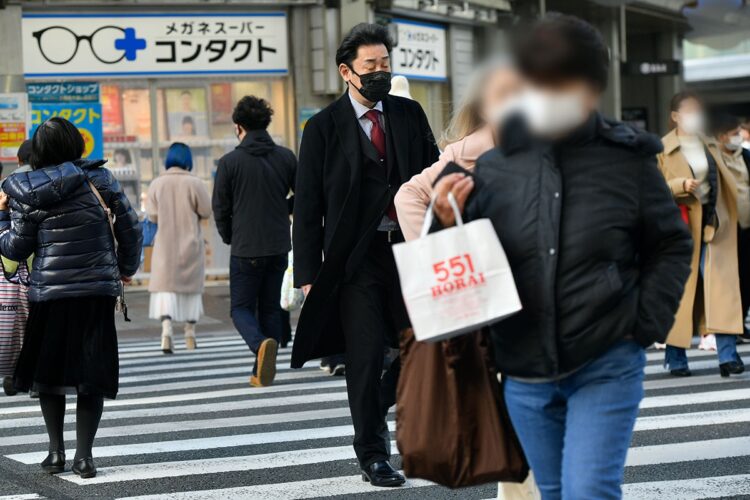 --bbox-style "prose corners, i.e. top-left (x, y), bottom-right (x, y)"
top-left (392, 194), bottom-right (522, 342)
